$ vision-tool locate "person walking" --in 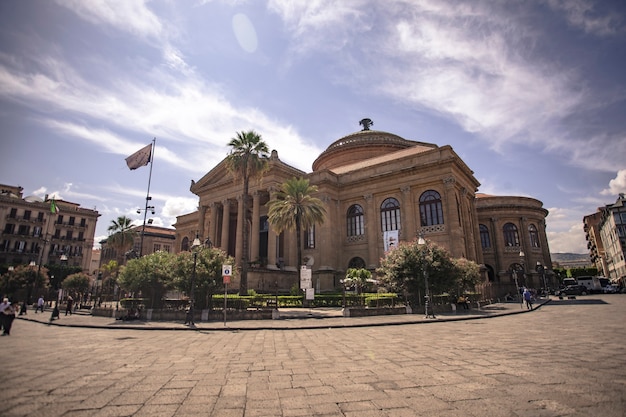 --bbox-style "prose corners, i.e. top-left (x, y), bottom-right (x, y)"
top-left (36, 295), bottom-right (45, 313)
top-left (1, 298), bottom-right (17, 335)
top-left (65, 295), bottom-right (74, 316)
top-left (523, 288), bottom-right (533, 310)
